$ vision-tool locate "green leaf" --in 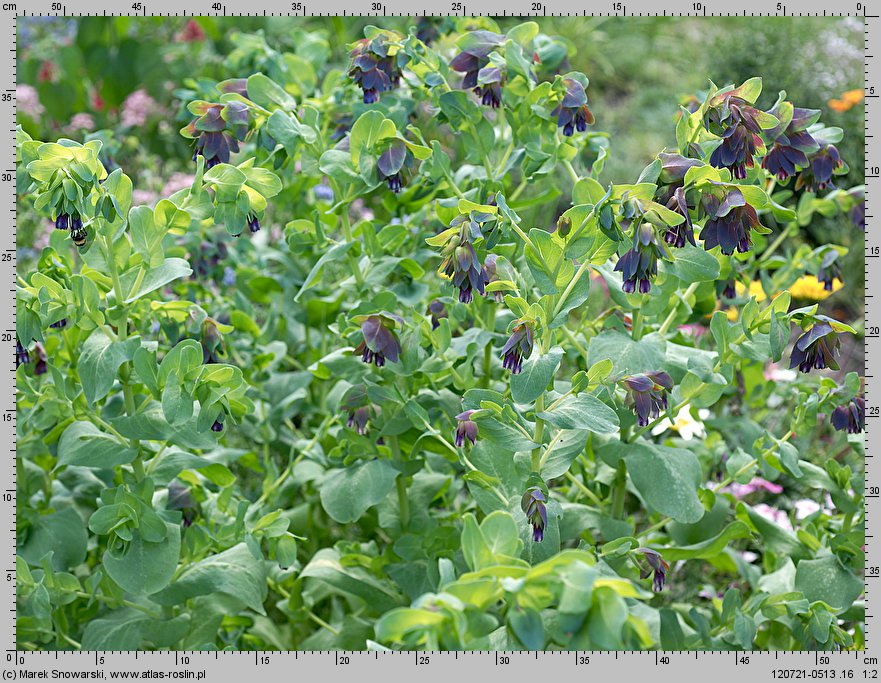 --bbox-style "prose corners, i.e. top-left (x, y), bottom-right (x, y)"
top-left (57, 421), bottom-right (138, 469)
top-left (300, 547), bottom-right (402, 613)
top-left (511, 347), bottom-right (563, 404)
top-left (153, 543), bottom-right (268, 614)
top-left (246, 73), bottom-right (296, 110)
top-left (103, 523), bottom-right (181, 595)
top-left (129, 205), bottom-right (165, 268)
top-left (662, 521), bottom-right (752, 561)
top-left (294, 241), bottom-right (354, 301)
top-left (77, 330), bottom-right (140, 405)
top-left (319, 459), bottom-right (398, 523)
top-left (587, 330), bottom-right (666, 375)
top-left (669, 244), bottom-right (721, 282)
top-left (538, 394), bottom-right (619, 433)
top-left (624, 443), bottom-right (704, 523)
top-left (349, 110), bottom-right (396, 166)
top-left (120, 258), bottom-right (192, 304)
top-left (795, 555), bottom-right (863, 612)
top-left (508, 607), bottom-right (545, 650)
top-left (19, 507), bottom-right (88, 571)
